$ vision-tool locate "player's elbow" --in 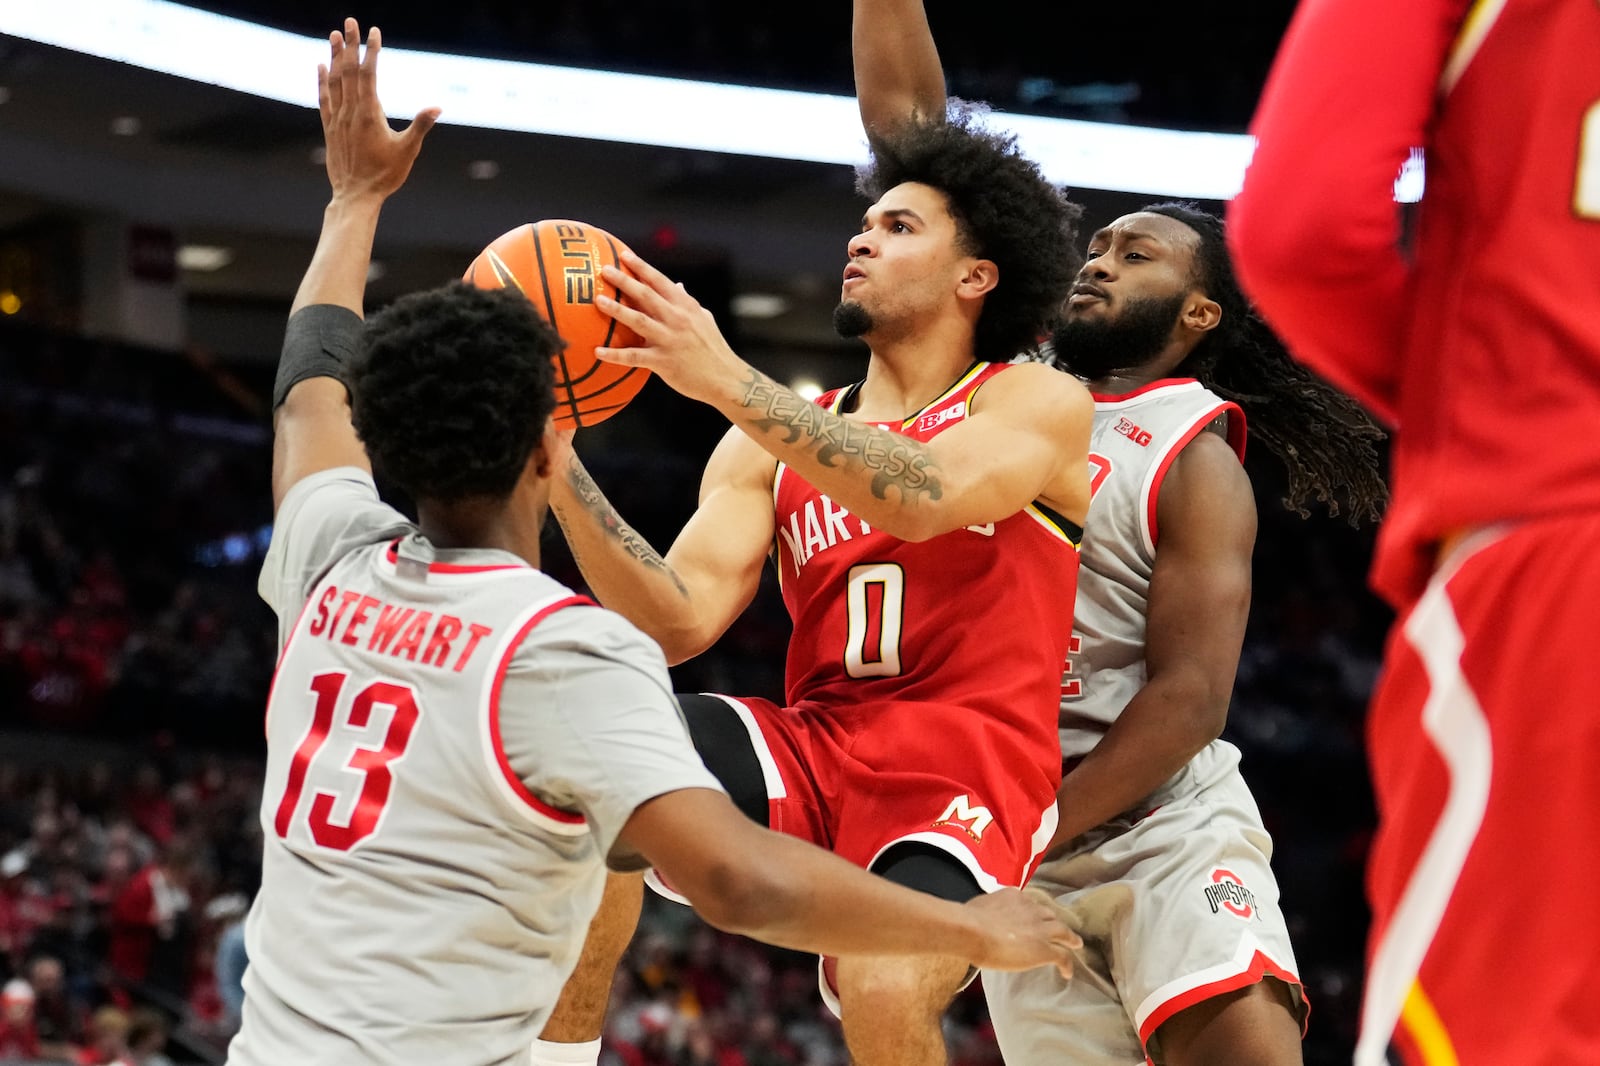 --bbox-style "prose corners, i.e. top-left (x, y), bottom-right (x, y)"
top-left (656, 624), bottom-right (718, 667)
top-left (1227, 203), bottom-right (1314, 314)
top-left (1151, 668), bottom-right (1232, 753)
top-left (684, 860), bottom-right (790, 937)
